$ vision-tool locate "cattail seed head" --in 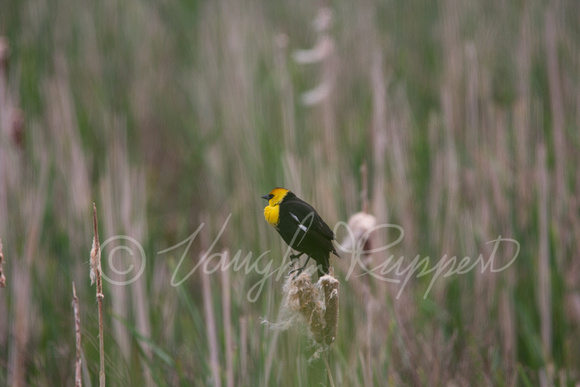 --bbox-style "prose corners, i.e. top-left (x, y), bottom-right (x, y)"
top-left (283, 270), bottom-right (340, 346)
top-left (287, 272), bottom-right (326, 343)
top-left (319, 274), bottom-right (339, 345)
